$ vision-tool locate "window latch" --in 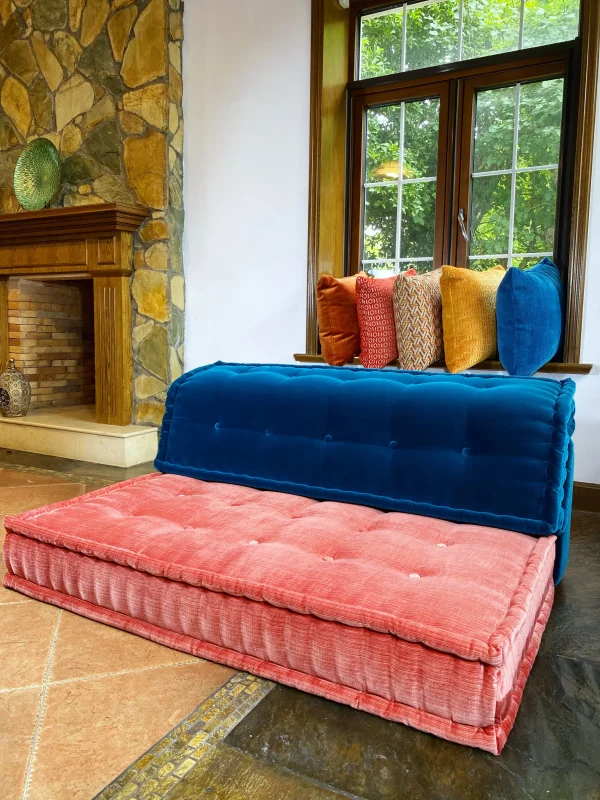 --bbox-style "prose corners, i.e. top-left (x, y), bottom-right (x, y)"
top-left (458, 209), bottom-right (469, 244)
